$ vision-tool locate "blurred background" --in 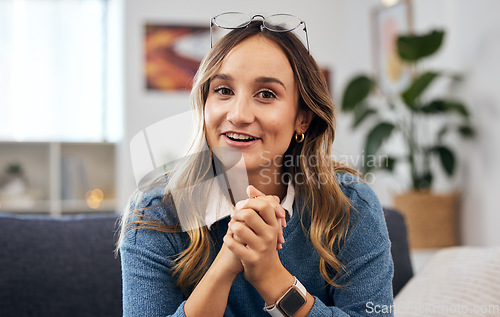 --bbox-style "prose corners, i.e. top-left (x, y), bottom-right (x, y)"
top-left (1, 0), bottom-right (499, 254)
